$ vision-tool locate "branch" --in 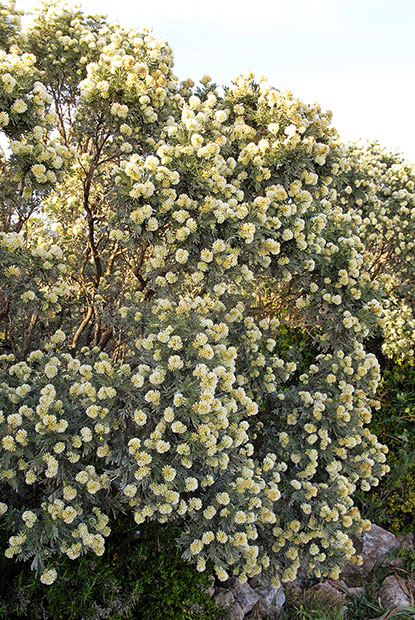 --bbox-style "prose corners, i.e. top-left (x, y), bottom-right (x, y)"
top-left (22, 312), bottom-right (38, 359)
top-left (97, 327), bottom-right (113, 349)
top-left (71, 305), bottom-right (94, 349)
